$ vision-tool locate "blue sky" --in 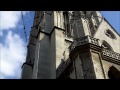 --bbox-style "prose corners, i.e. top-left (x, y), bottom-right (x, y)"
top-left (0, 11), bottom-right (120, 79)
top-left (0, 11), bottom-right (35, 79)
top-left (101, 11), bottom-right (120, 34)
